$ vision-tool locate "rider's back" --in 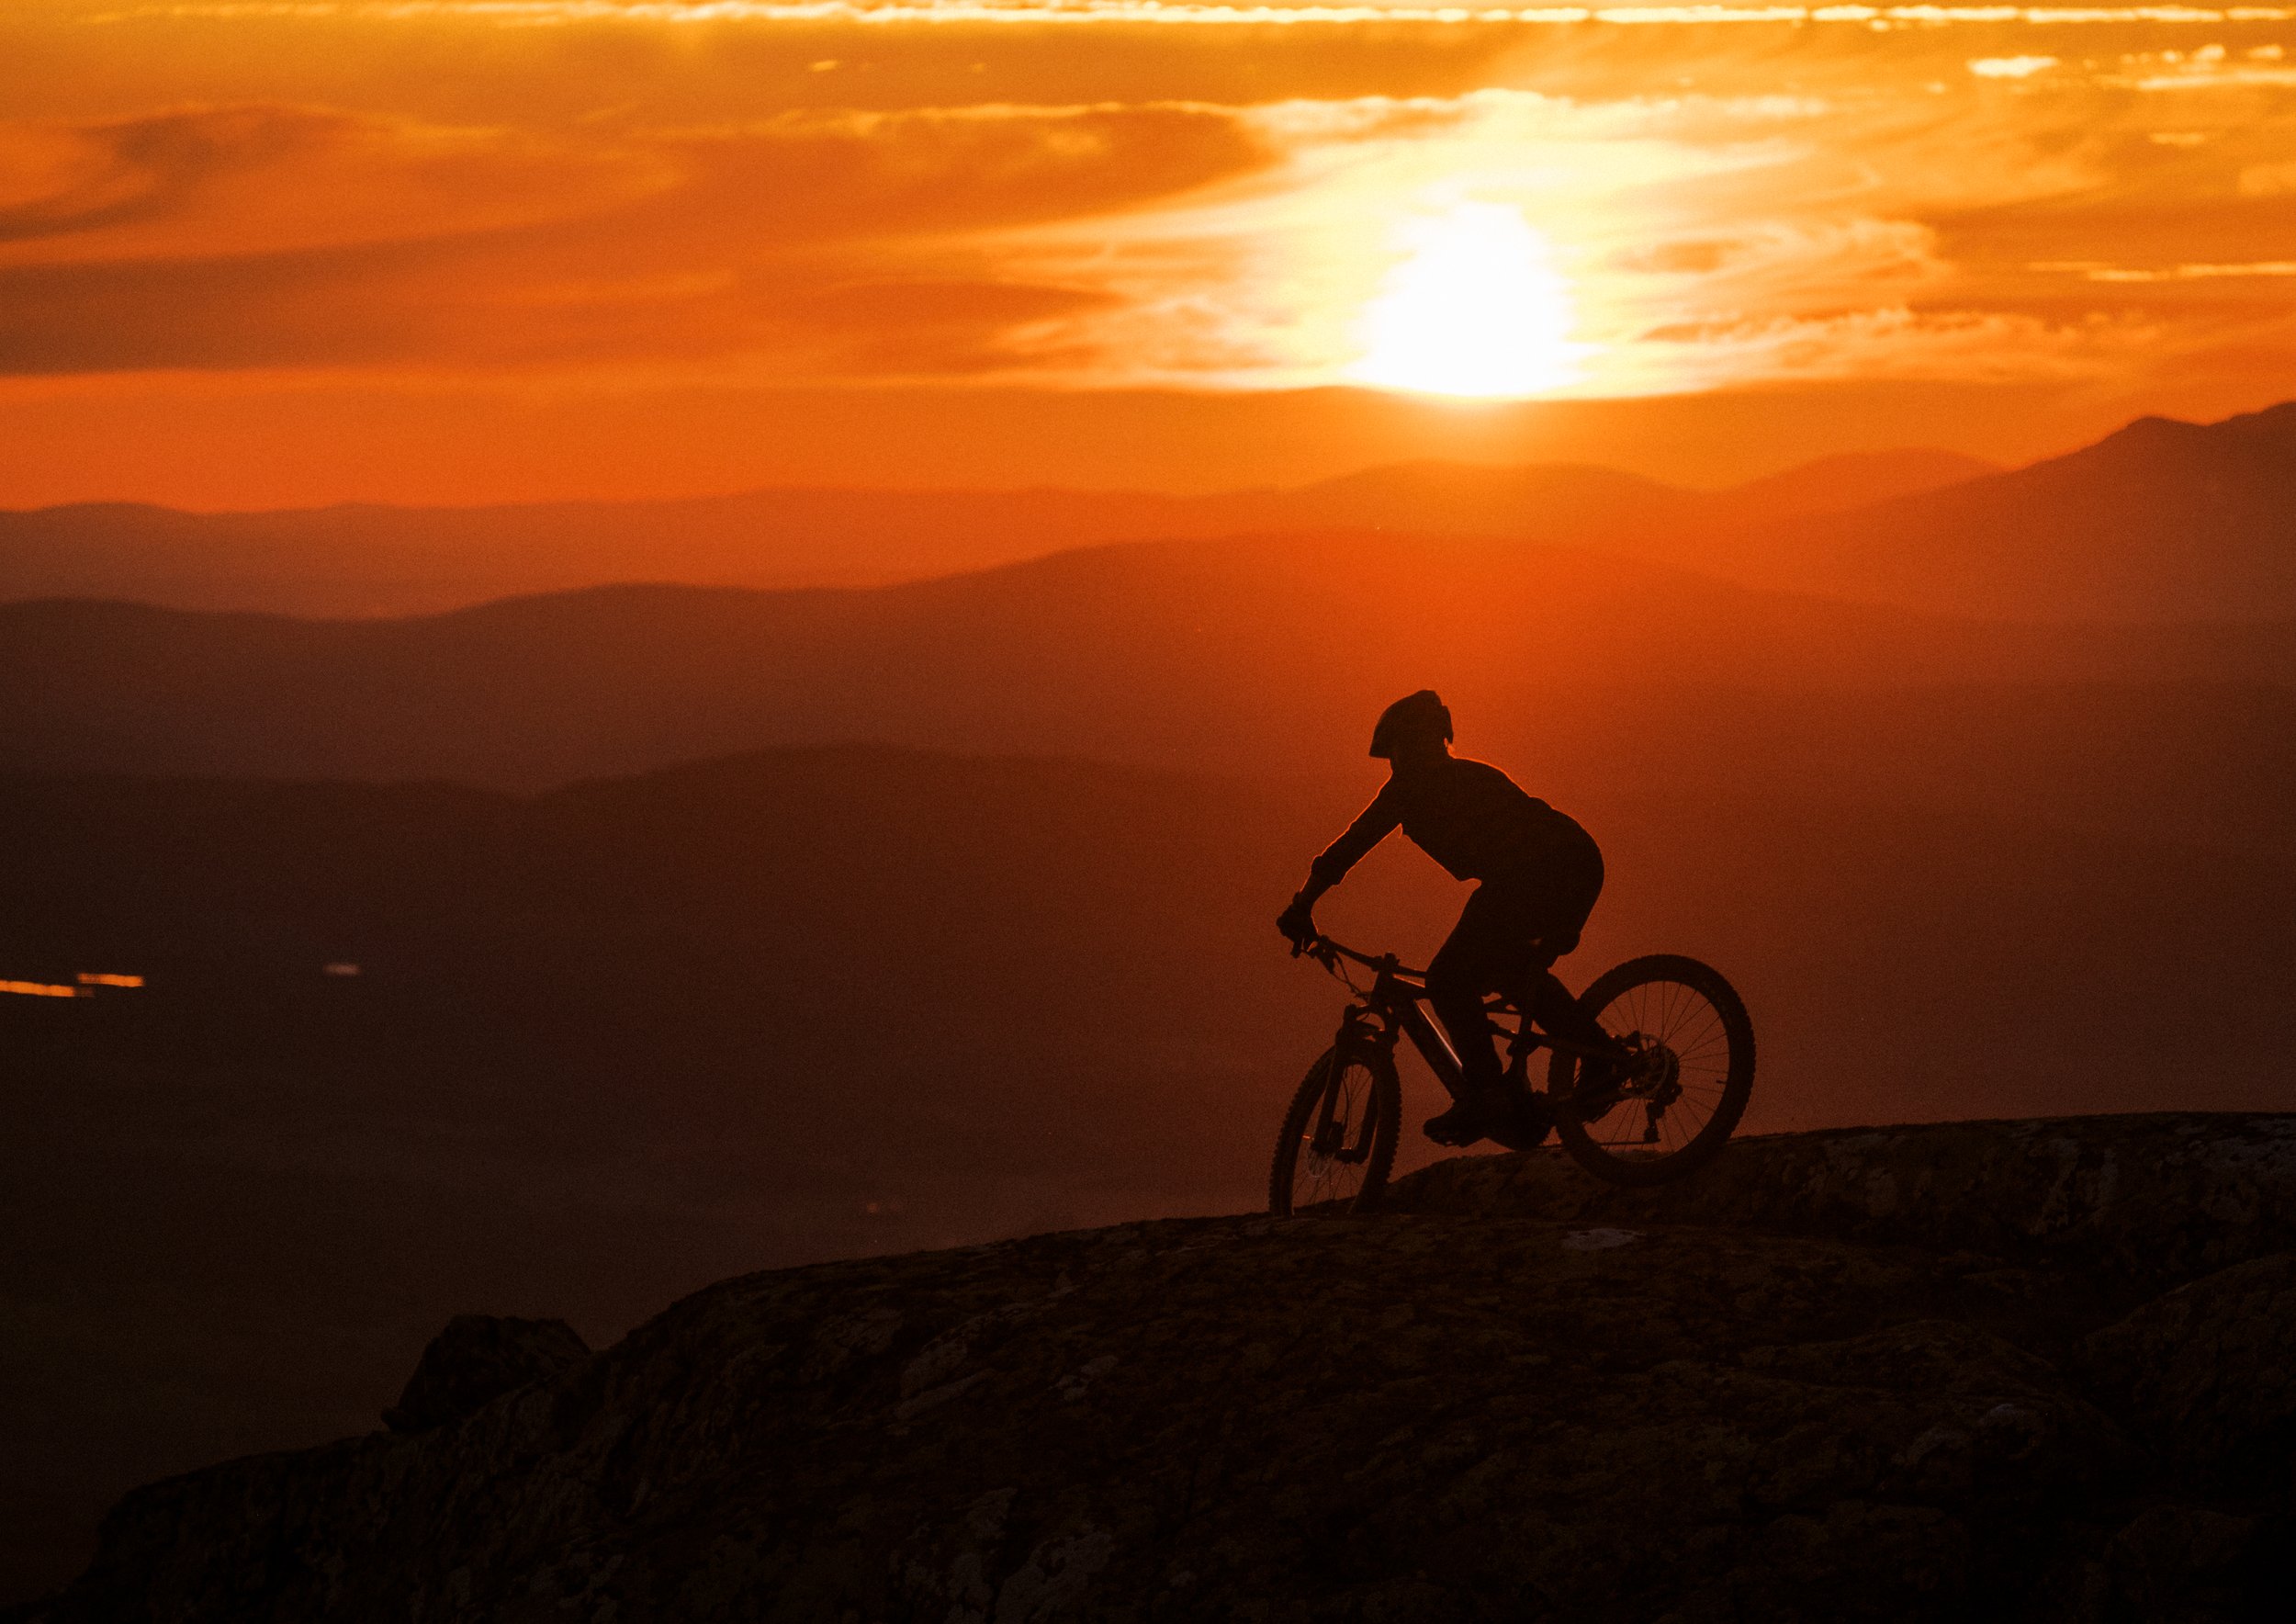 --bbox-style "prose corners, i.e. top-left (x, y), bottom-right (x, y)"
top-left (1313, 754), bottom-right (1597, 888)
